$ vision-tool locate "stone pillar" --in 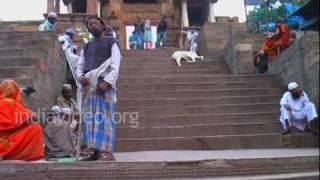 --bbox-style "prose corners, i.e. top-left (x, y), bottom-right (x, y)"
top-left (47, 0), bottom-right (55, 13)
top-left (67, 3), bottom-right (72, 14)
top-left (55, 0), bottom-right (60, 14)
top-left (207, 0), bottom-right (216, 23)
top-left (87, 0), bottom-right (97, 15)
top-left (97, 0), bottom-right (101, 17)
top-left (181, 0), bottom-right (189, 27)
